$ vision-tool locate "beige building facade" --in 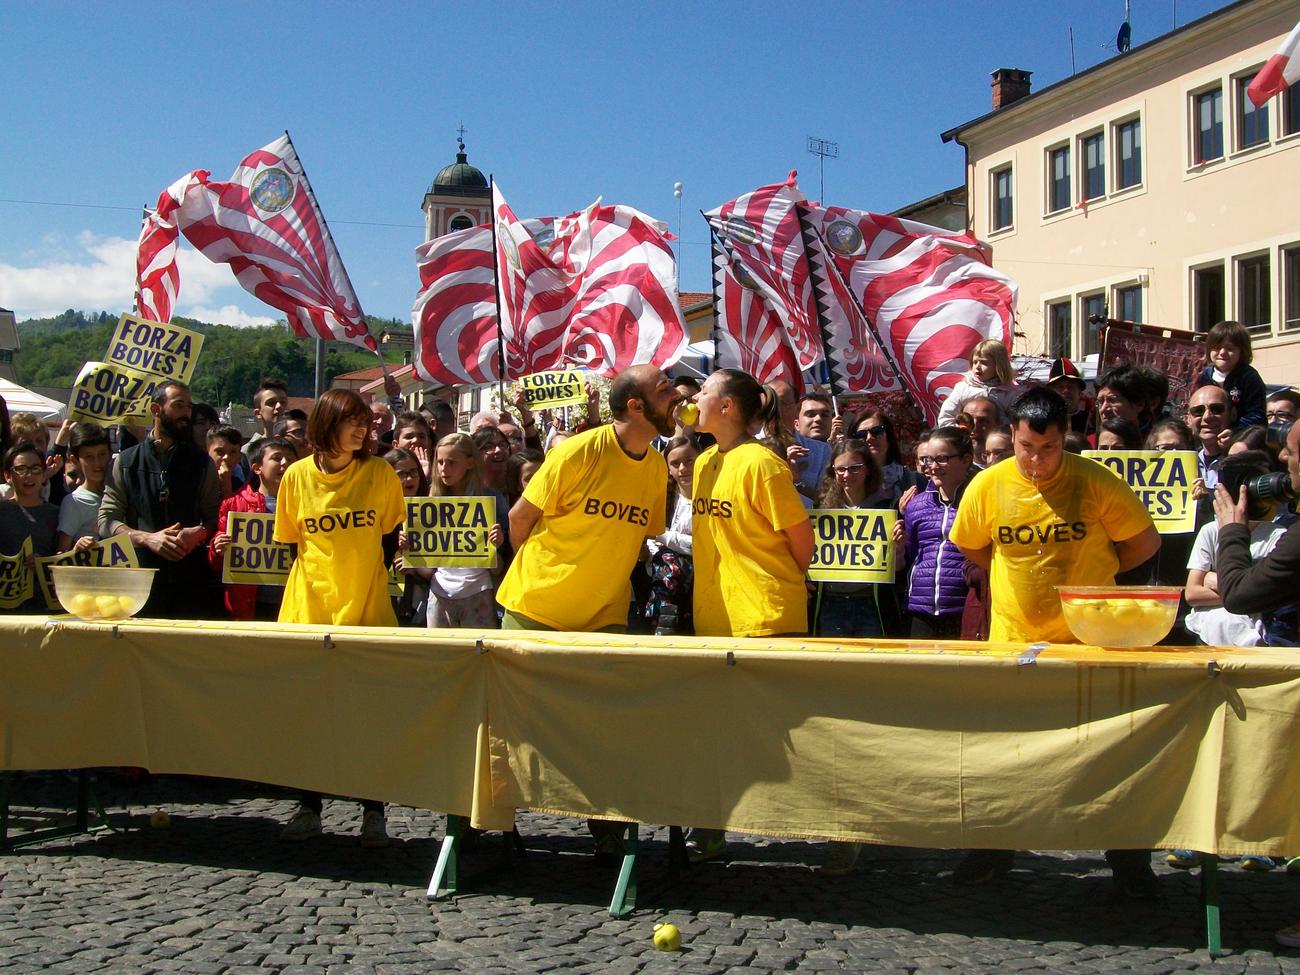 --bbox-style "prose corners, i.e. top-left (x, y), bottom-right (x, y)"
top-left (942, 0), bottom-right (1300, 384)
